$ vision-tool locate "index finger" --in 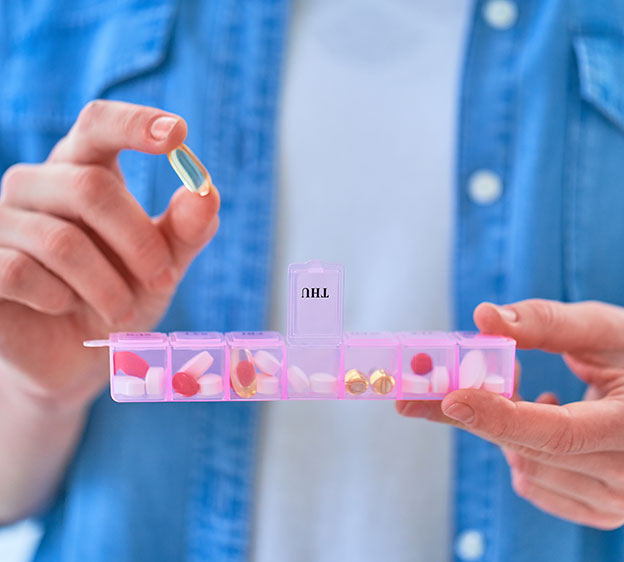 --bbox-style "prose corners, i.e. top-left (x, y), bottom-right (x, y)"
top-left (49, 100), bottom-right (187, 166)
top-left (474, 300), bottom-right (624, 354)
